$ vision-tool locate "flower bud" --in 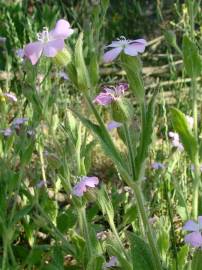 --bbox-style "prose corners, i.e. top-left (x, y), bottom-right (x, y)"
top-left (53, 47), bottom-right (72, 66)
top-left (111, 97), bottom-right (134, 122)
